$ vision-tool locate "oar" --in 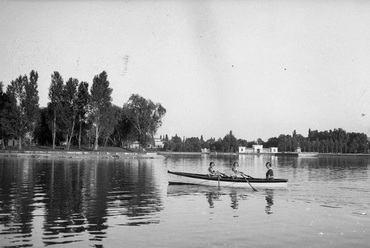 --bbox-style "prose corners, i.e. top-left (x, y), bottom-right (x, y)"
top-left (240, 172), bottom-right (254, 179)
top-left (216, 171), bottom-right (226, 189)
top-left (240, 173), bottom-right (257, 192)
